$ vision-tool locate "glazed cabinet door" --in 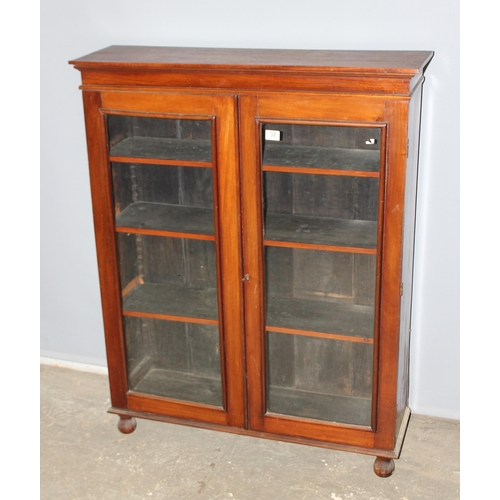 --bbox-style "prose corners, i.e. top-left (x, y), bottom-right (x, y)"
top-left (82, 92), bottom-right (245, 428)
top-left (240, 94), bottom-right (402, 449)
